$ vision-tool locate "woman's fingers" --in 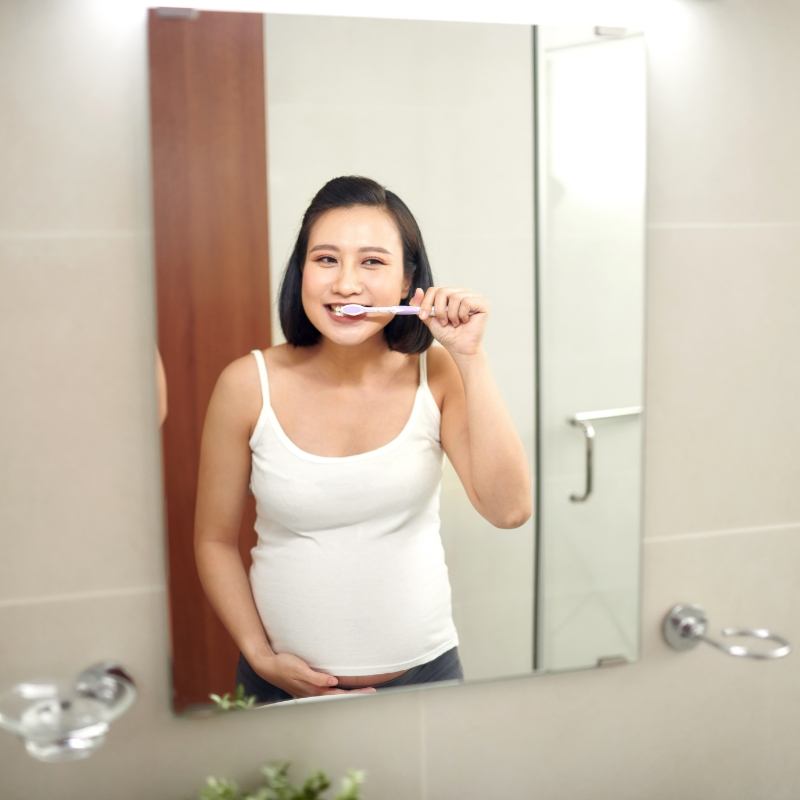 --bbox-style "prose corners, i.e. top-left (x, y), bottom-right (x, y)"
top-left (264, 652), bottom-right (339, 696)
top-left (293, 683), bottom-right (377, 698)
top-left (261, 653), bottom-right (381, 699)
top-left (296, 664), bottom-right (339, 690)
top-left (412, 286), bottom-right (488, 356)
top-left (458, 298), bottom-right (473, 324)
top-left (415, 287), bottom-right (485, 327)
